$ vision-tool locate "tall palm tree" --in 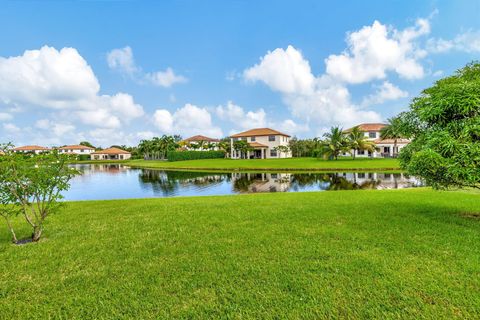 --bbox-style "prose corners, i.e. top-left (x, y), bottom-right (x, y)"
top-left (317, 127), bottom-right (349, 160)
top-left (380, 117), bottom-right (404, 157)
top-left (347, 126), bottom-right (377, 159)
